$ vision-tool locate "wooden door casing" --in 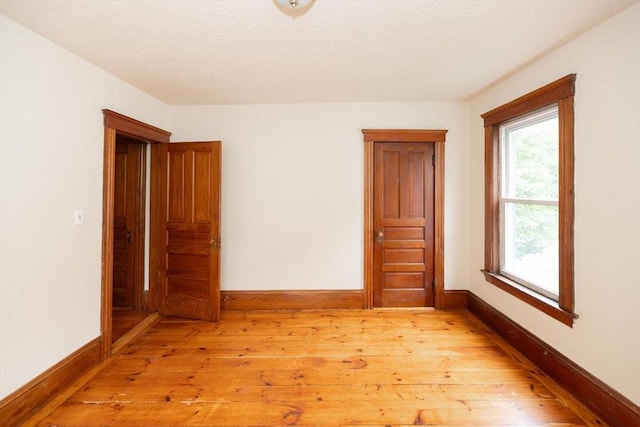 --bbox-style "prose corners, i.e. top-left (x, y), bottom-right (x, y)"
top-left (159, 142), bottom-right (221, 321)
top-left (102, 109), bottom-right (172, 360)
top-left (373, 142), bottom-right (435, 307)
